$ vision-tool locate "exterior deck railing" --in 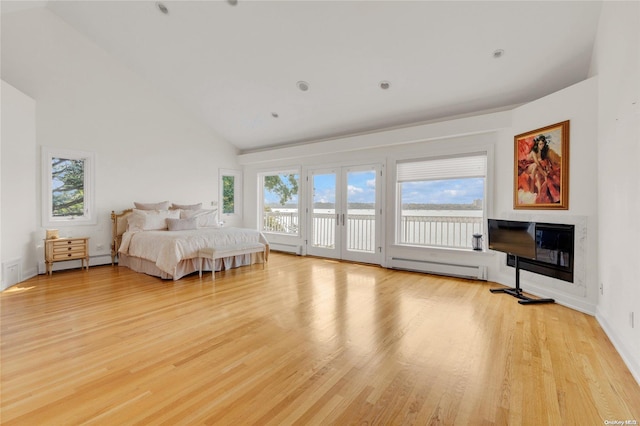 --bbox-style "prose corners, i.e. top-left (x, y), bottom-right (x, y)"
top-left (399, 215), bottom-right (483, 249)
top-left (264, 211), bottom-right (483, 250)
top-left (263, 211), bottom-right (298, 234)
